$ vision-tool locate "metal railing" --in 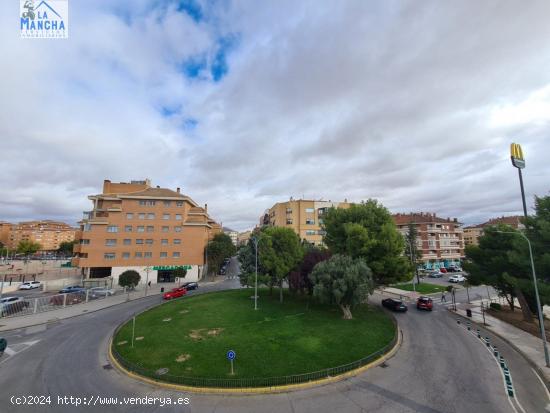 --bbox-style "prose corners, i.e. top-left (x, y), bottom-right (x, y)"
top-left (111, 316), bottom-right (398, 389)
